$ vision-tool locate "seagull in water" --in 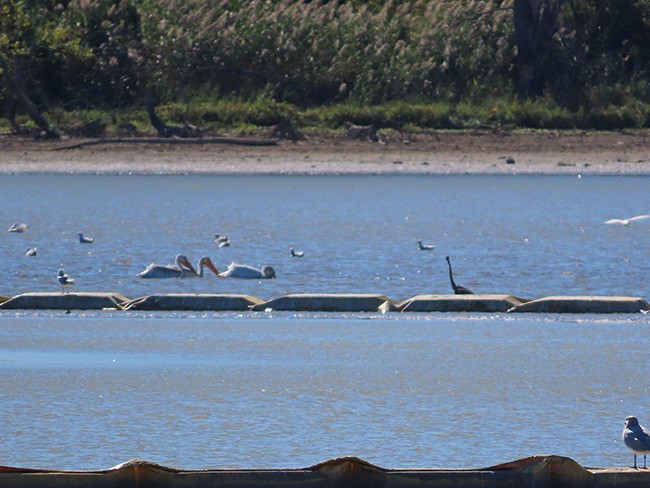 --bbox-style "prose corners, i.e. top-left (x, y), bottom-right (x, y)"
top-left (8, 221), bottom-right (28, 233)
top-left (215, 234), bottom-right (230, 247)
top-left (57, 268), bottom-right (75, 292)
top-left (25, 247), bottom-right (37, 256)
top-left (78, 232), bottom-right (95, 243)
top-left (623, 416), bottom-right (650, 469)
top-left (604, 215), bottom-right (650, 226)
top-left (290, 247), bottom-right (304, 257)
top-left (417, 240), bottom-right (436, 251)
